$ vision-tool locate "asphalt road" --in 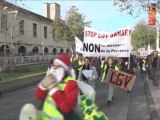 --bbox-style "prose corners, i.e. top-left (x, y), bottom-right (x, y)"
top-left (0, 72), bottom-right (150, 120)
